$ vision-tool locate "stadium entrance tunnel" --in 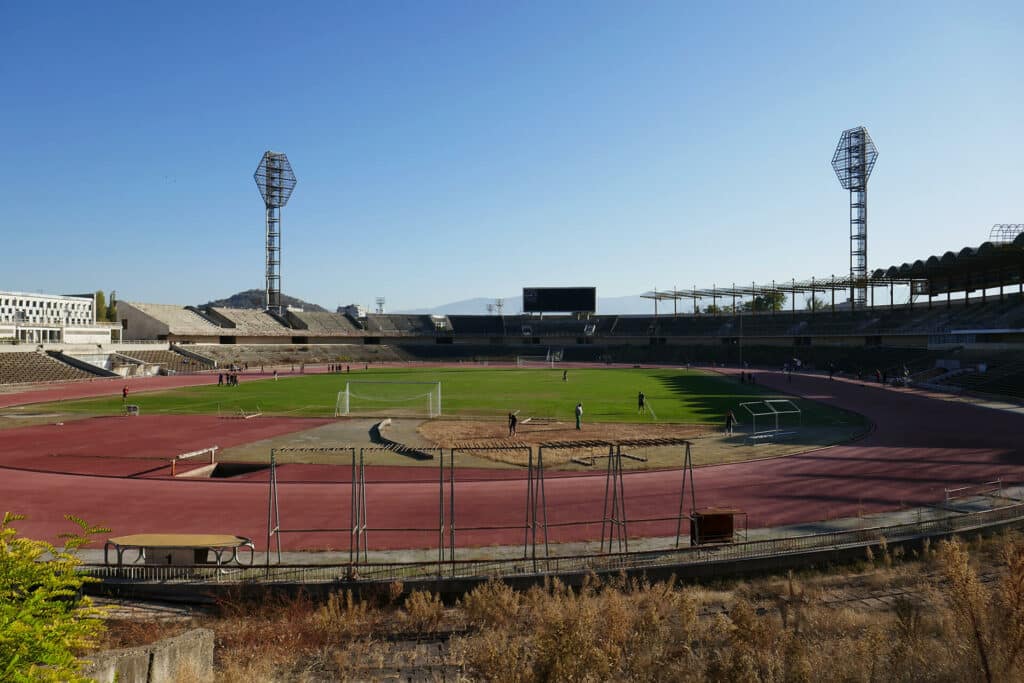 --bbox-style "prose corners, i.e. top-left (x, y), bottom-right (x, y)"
top-left (176, 462), bottom-right (270, 479)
